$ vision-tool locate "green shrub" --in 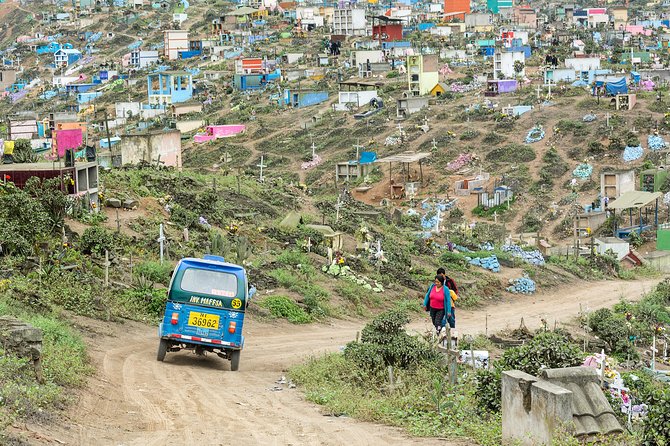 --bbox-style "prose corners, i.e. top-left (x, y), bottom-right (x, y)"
top-left (344, 308), bottom-right (437, 371)
top-left (119, 288), bottom-right (168, 319)
top-left (485, 144), bottom-right (536, 163)
top-left (259, 295), bottom-right (311, 323)
top-left (642, 389), bottom-right (670, 445)
top-left (275, 249), bottom-right (310, 266)
top-left (134, 260), bottom-right (174, 285)
top-left (588, 308), bottom-right (639, 359)
top-left (79, 226), bottom-right (115, 255)
top-left (460, 129), bottom-right (480, 140)
top-left (270, 268), bottom-right (300, 288)
top-left (476, 332), bottom-right (584, 413)
top-left (0, 183), bottom-right (52, 255)
top-left (482, 132), bottom-right (505, 144)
